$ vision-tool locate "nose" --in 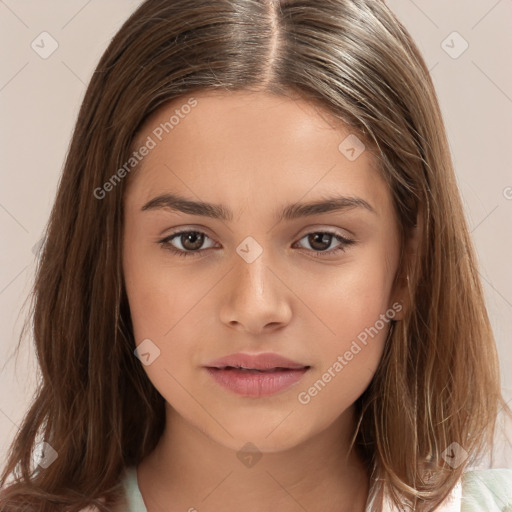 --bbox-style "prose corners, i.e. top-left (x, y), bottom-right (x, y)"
top-left (219, 248), bottom-right (292, 334)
